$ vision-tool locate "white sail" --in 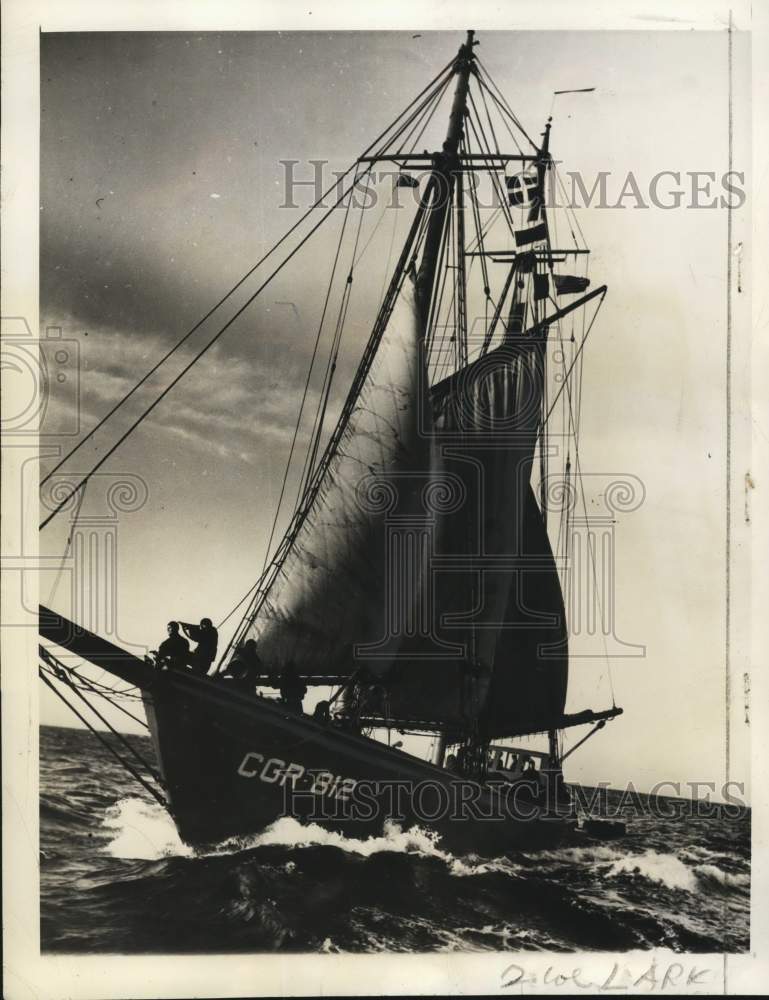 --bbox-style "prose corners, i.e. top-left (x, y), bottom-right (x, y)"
top-left (248, 277), bottom-right (434, 678)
